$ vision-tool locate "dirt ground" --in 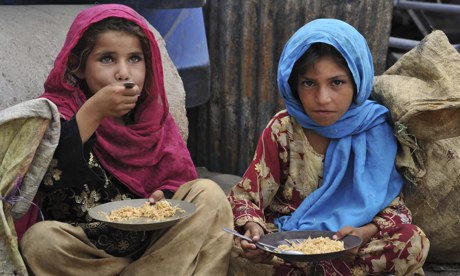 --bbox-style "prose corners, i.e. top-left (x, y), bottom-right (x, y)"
top-left (424, 263), bottom-right (460, 276)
